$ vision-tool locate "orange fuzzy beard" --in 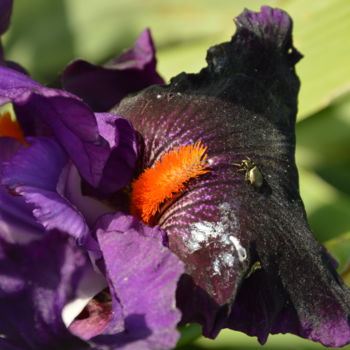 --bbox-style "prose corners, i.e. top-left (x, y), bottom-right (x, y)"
top-left (130, 142), bottom-right (210, 225)
top-left (0, 112), bottom-right (26, 144)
